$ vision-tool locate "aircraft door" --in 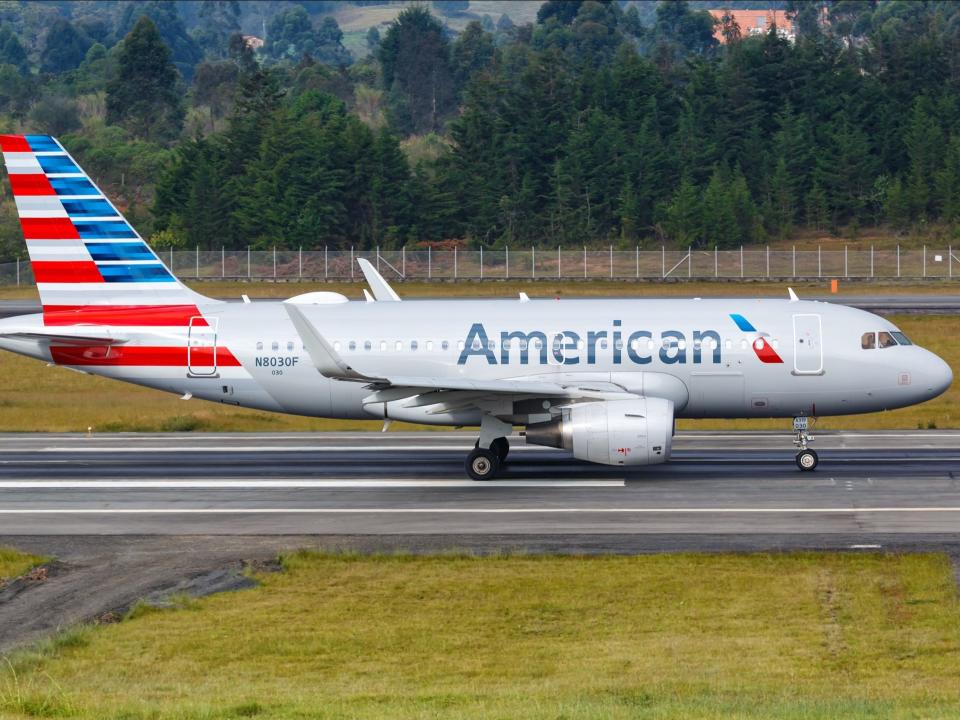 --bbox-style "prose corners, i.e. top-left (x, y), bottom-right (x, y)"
top-left (792, 314), bottom-right (823, 374)
top-left (188, 316), bottom-right (218, 376)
